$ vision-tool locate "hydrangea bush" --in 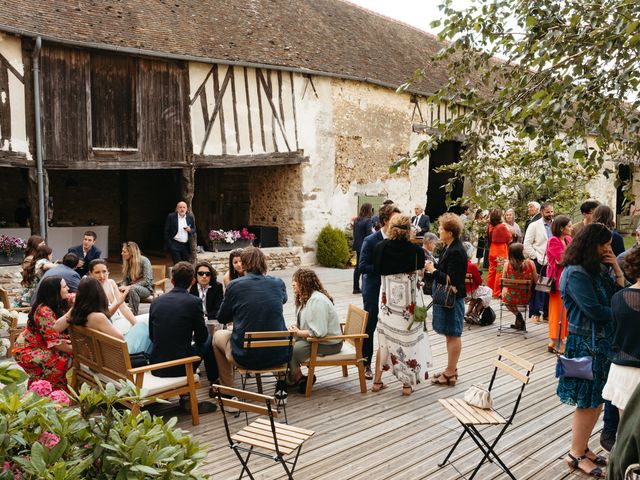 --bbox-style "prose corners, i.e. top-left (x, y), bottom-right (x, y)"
top-left (0, 235), bottom-right (26, 257)
top-left (208, 228), bottom-right (255, 244)
top-left (0, 363), bottom-right (208, 479)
